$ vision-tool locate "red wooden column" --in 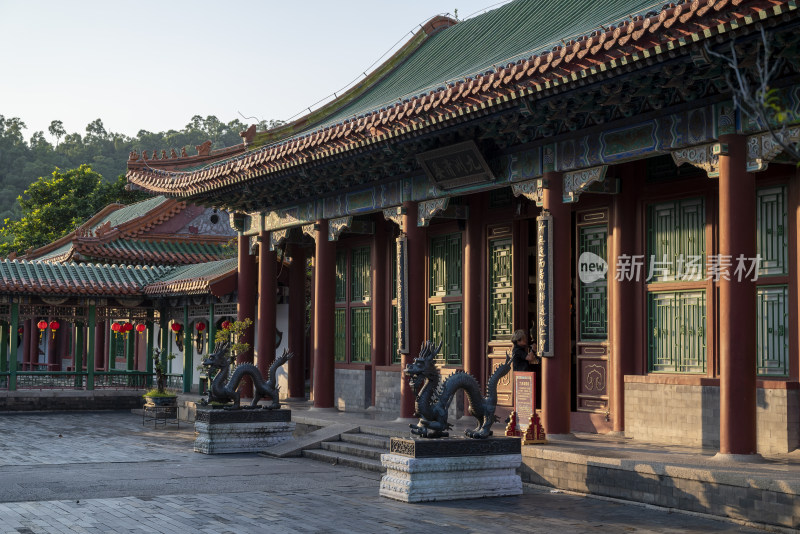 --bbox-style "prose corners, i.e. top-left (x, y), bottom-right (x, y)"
top-left (21, 320), bottom-right (31, 370)
top-left (400, 202), bottom-right (426, 419)
top-left (28, 319), bottom-right (38, 367)
top-left (609, 174), bottom-right (637, 433)
top-left (257, 230), bottom-right (277, 395)
top-left (46, 318), bottom-right (57, 368)
top-left (312, 219), bottom-right (336, 409)
top-left (237, 232), bottom-right (257, 399)
top-left (287, 244), bottom-right (307, 399)
top-left (370, 217), bottom-right (388, 407)
top-left (541, 172), bottom-right (572, 436)
top-left (464, 194), bottom-right (484, 383)
top-left (718, 134), bottom-right (757, 456)
top-left (94, 320), bottom-right (105, 370)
